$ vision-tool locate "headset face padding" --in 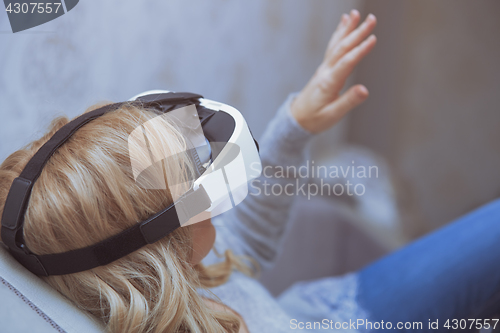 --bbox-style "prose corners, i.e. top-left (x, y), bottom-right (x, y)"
top-left (0, 91), bottom-right (262, 276)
